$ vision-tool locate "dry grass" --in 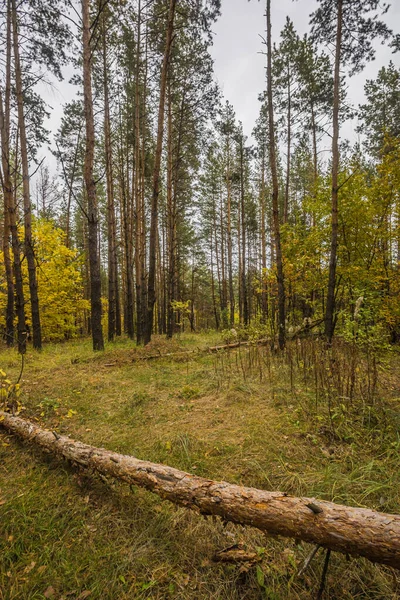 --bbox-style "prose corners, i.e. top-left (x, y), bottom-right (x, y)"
top-left (1, 333), bottom-right (400, 599)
